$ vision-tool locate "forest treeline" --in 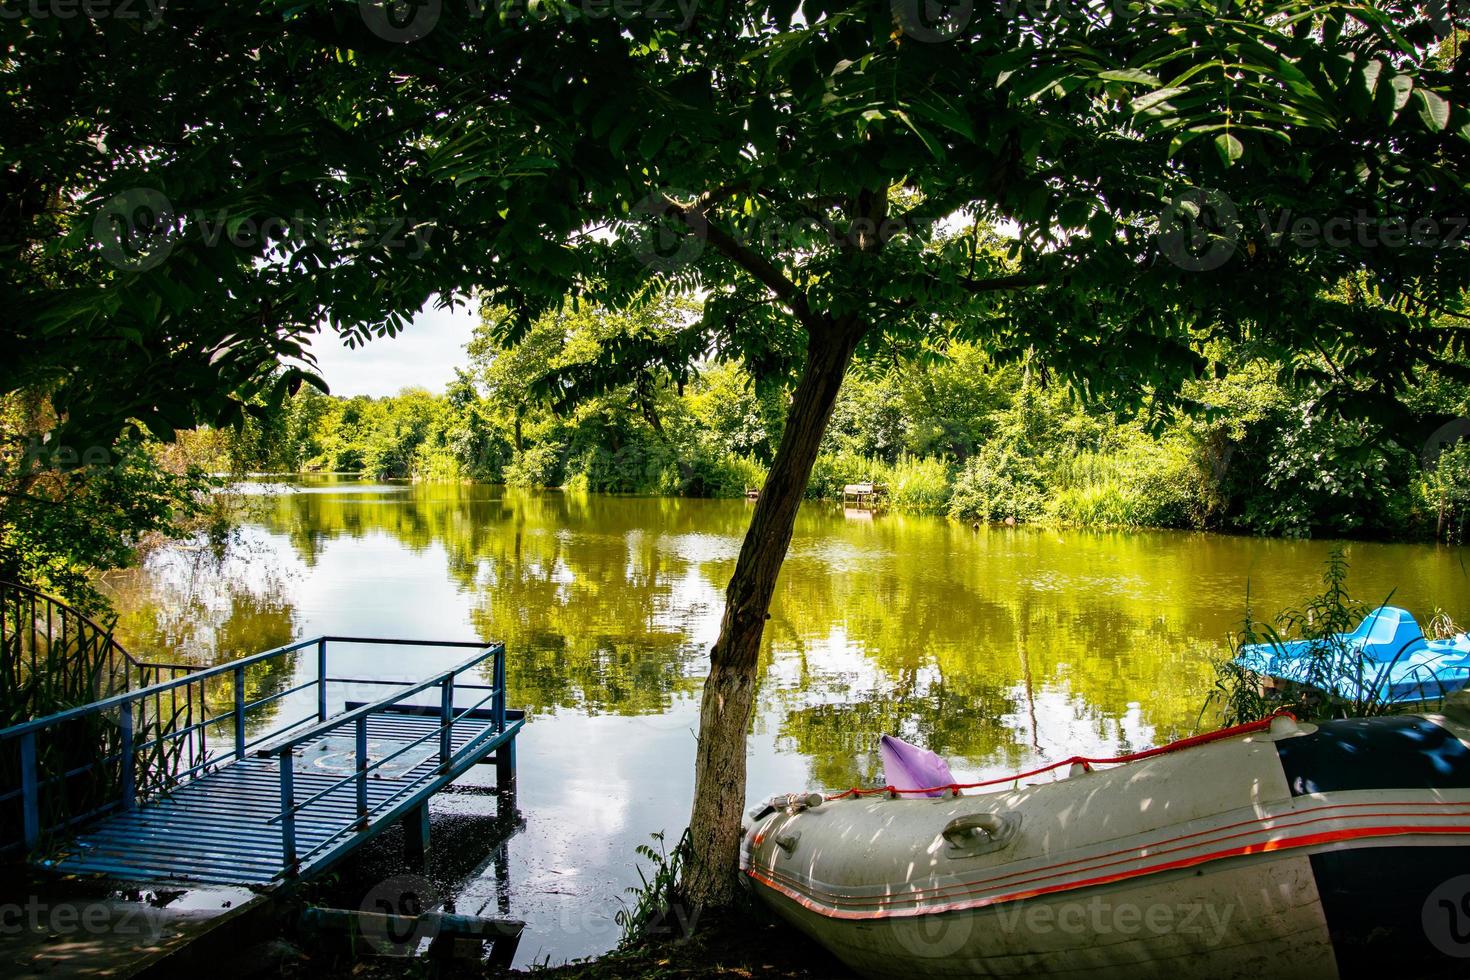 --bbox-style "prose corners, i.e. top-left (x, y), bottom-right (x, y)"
top-left (186, 299), bottom-right (1470, 543)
